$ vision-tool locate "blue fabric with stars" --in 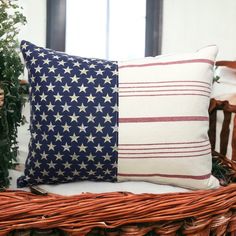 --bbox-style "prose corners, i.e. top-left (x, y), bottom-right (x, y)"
top-left (18, 41), bottom-right (118, 187)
